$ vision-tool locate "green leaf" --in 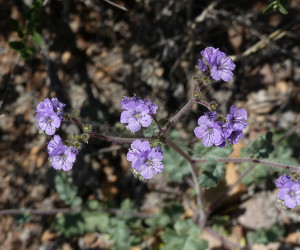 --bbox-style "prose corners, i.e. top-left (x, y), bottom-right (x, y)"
top-left (20, 47), bottom-right (35, 60)
top-left (145, 212), bottom-right (171, 229)
top-left (247, 225), bottom-right (284, 245)
top-left (9, 18), bottom-right (20, 32)
top-left (161, 219), bottom-right (208, 250)
top-left (194, 143), bottom-right (232, 188)
top-left (194, 142), bottom-right (233, 159)
top-left (9, 41), bottom-right (25, 51)
top-left (86, 200), bottom-right (101, 210)
top-left (109, 219), bottom-right (132, 250)
top-left (33, 32), bottom-right (42, 46)
top-left (55, 172), bottom-right (82, 208)
top-left (52, 212), bottom-right (110, 238)
top-left (143, 120), bottom-right (159, 137)
top-left (263, 2), bottom-right (276, 14)
top-left (30, 0), bottom-right (43, 9)
top-left (278, 3), bottom-right (288, 14)
top-left (163, 144), bottom-right (190, 182)
top-left (199, 159), bottom-right (225, 188)
top-left (241, 130), bottom-right (298, 186)
top-left (243, 132), bottom-right (274, 158)
top-left (83, 212), bottom-right (110, 232)
top-left (14, 212), bottom-right (31, 224)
